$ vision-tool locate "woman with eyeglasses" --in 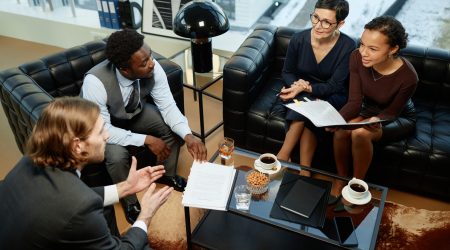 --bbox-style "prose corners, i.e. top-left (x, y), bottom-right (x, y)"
top-left (277, 0), bottom-right (355, 181)
top-left (329, 16), bottom-right (418, 198)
